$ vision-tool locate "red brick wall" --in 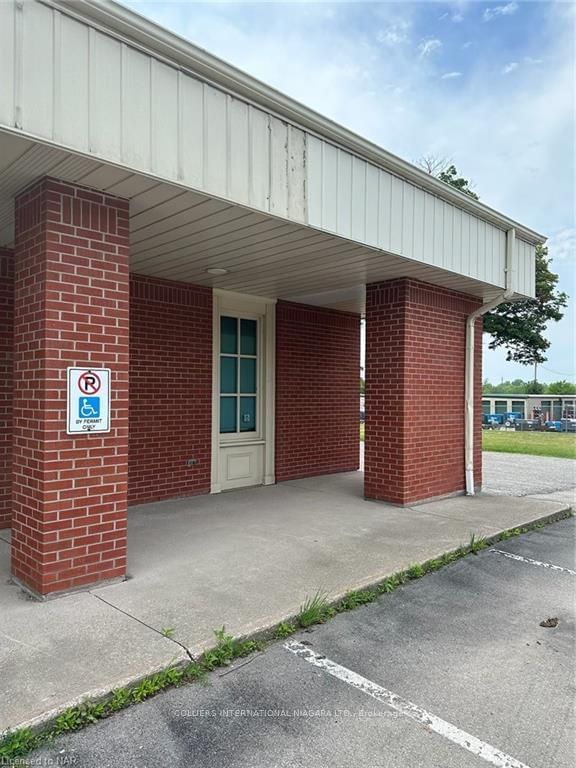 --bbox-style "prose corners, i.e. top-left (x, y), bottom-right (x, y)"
top-left (365, 278), bottom-right (483, 505)
top-left (0, 248), bottom-right (14, 528)
top-left (12, 178), bottom-right (129, 596)
top-left (128, 275), bottom-right (212, 504)
top-left (275, 301), bottom-right (360, 481)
